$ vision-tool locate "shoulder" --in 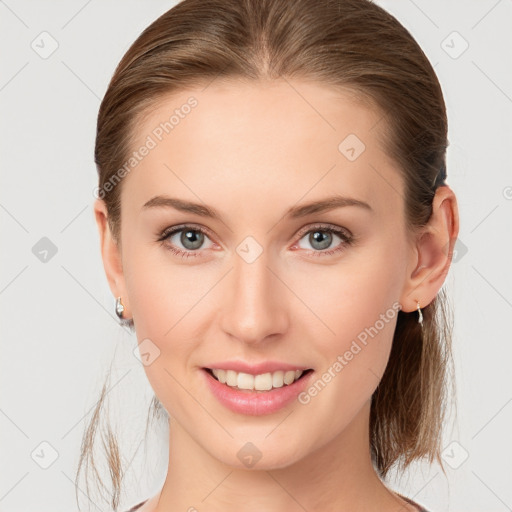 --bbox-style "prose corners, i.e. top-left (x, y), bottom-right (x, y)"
top-left (125, 499), bottom-right (148, 512)
top-left (395, 492), bottom-right (431, 512)
top-left (125, 490), bottom-right (161, 512)
top-left (127, 493), bottom-right (430, 512)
